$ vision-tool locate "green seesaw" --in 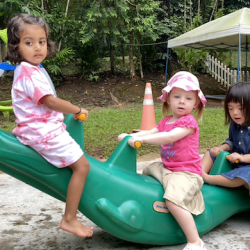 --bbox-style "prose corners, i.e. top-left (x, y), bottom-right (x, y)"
top-left (0, 114), bottom-right (250, 245)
